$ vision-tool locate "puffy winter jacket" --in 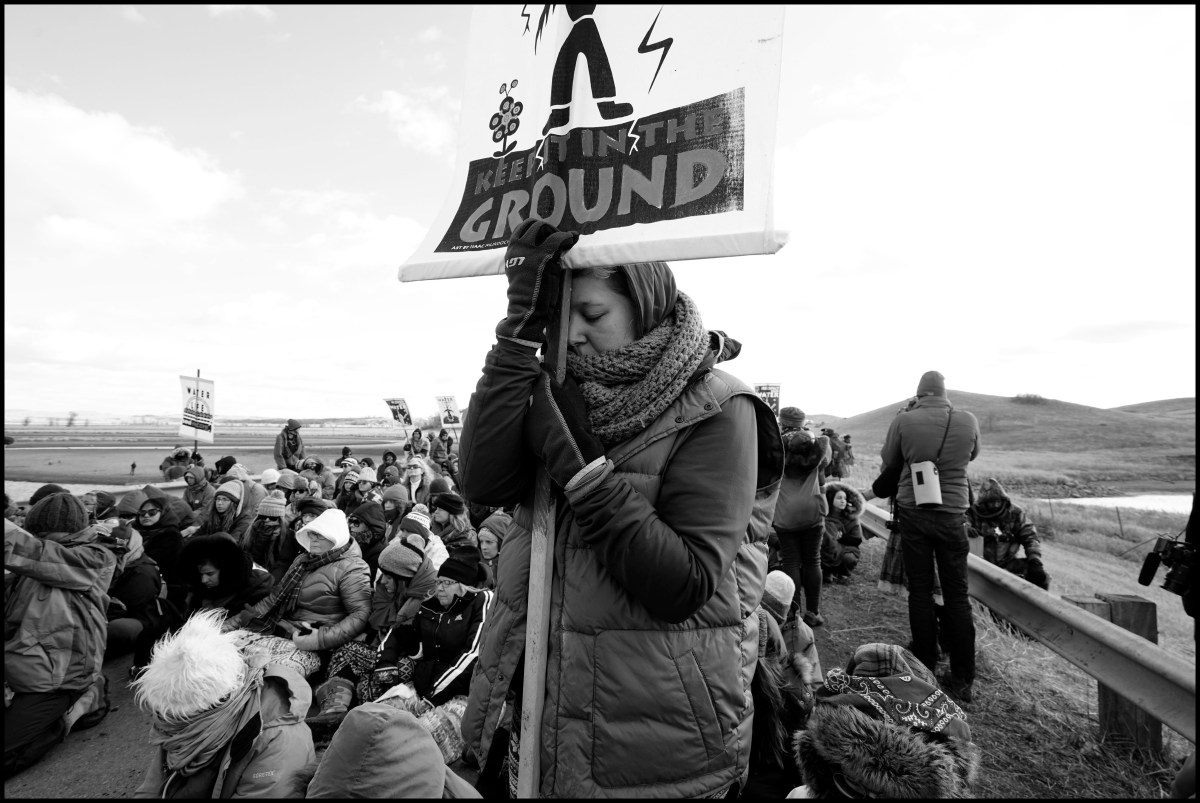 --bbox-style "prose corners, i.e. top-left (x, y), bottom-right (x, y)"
top-left (182, 466), bottom-right (216, 524)
top-left (880, 395), bottom-right (980, 512)
top-left (458, 338), bottom-right (782, 797)
top-left (226, 539), bottom-right (371, 651)
top-left (5, 520), bottom-right (117, 693)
